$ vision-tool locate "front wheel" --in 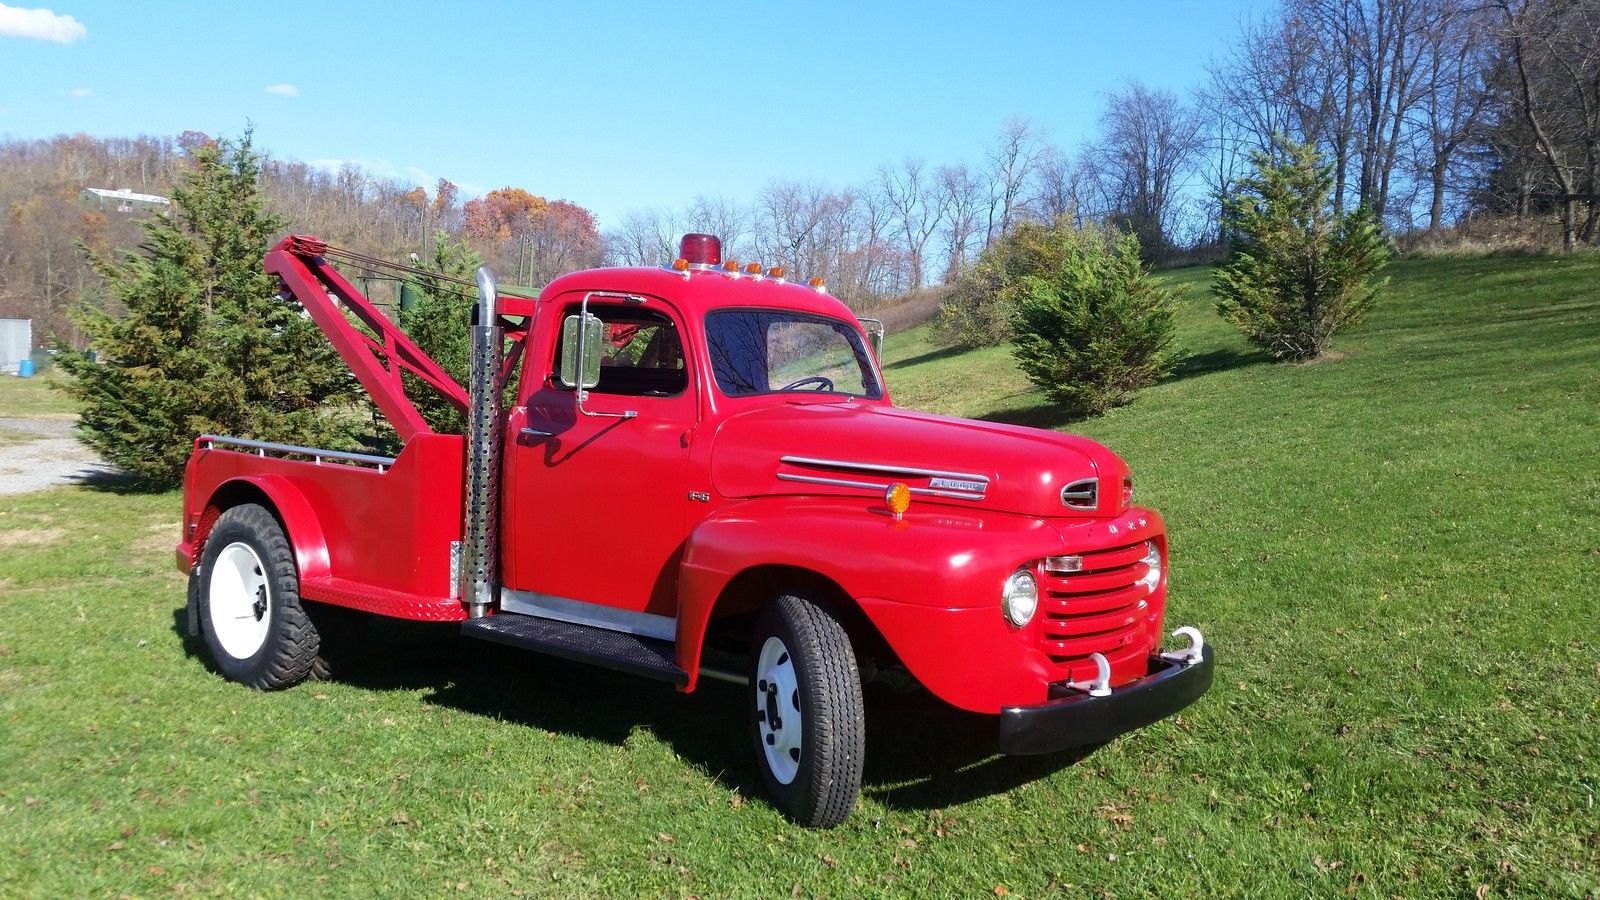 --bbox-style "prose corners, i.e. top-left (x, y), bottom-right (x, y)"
top-left (749, 592), bottom-right (865, 827)
top-left (198, 503), bottom-right (320, 690)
